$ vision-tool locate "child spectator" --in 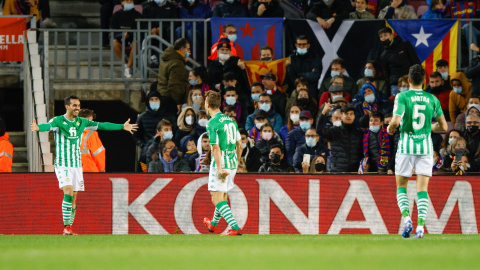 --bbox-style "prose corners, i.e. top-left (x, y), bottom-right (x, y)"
top-left (239, 128), bottom-right (262, 172)
top-left (180, 135), bottom-right (197, 161)
top-left (221, 87), bottom-right (242, 123)
top-left (249, 110), bottom-right (269, 141)
top-left (255, 123), bottom-right (284, 163)
top-left (349, 0), bottom-right (375, 19)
